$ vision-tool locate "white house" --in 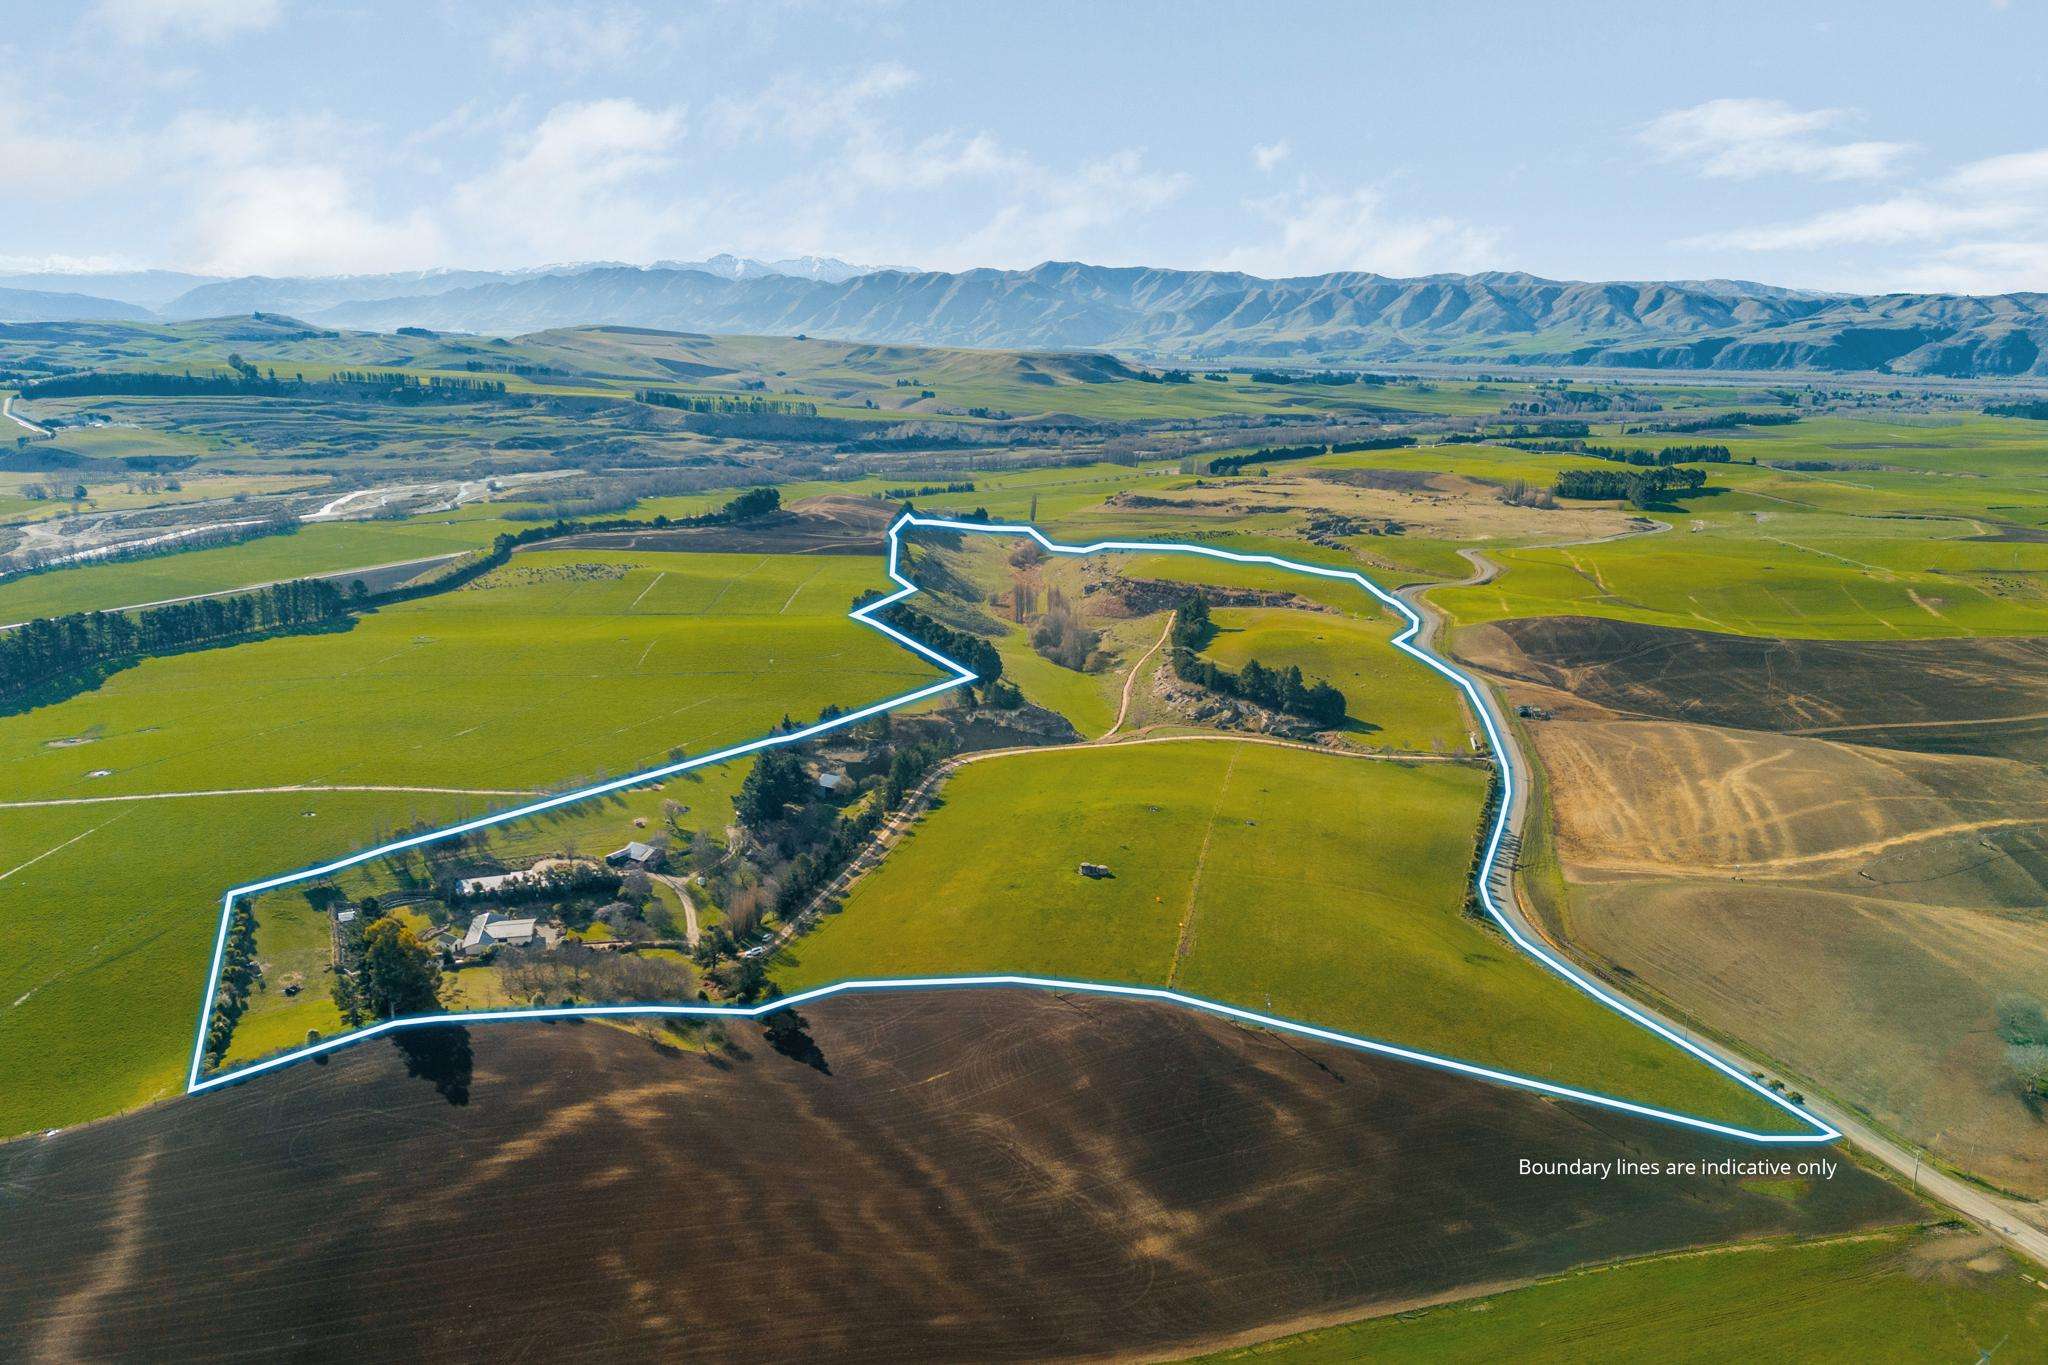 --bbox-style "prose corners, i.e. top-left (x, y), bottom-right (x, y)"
top-left (458, 911), bottom-right (543, 957)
